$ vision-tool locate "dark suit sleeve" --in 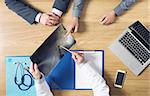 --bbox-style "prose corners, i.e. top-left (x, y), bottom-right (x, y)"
top-left (52, 0), bottom-right (70, 13)
top-left (5, 0), bottom-right (40, 24)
